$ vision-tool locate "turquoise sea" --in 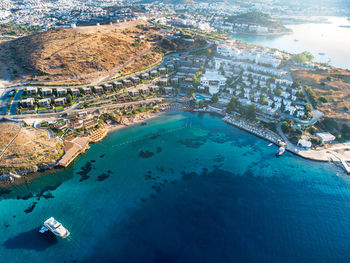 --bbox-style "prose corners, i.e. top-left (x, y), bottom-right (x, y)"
top-left (232, 17), bottom-right (350, 70)
top-left (1, 111), bottom-right (350, 262)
